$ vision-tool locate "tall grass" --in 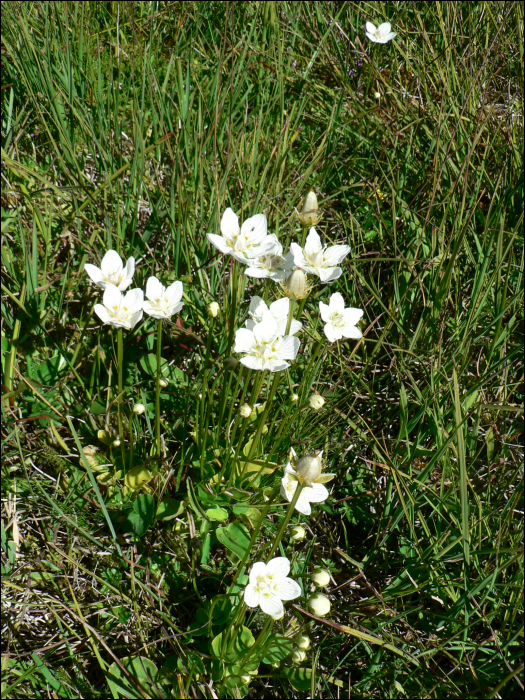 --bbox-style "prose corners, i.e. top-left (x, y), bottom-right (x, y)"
top-left (1, 1), bottom-right (523, 698)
